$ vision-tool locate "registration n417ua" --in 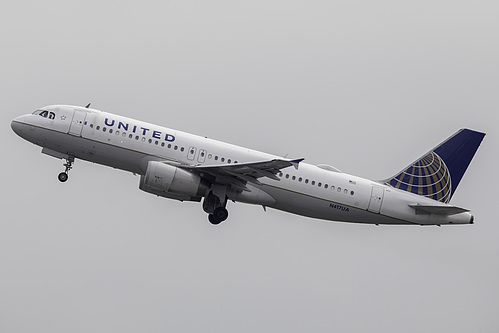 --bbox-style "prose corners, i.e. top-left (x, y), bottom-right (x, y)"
top-left (11, 105), bottom-right (485, 226)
